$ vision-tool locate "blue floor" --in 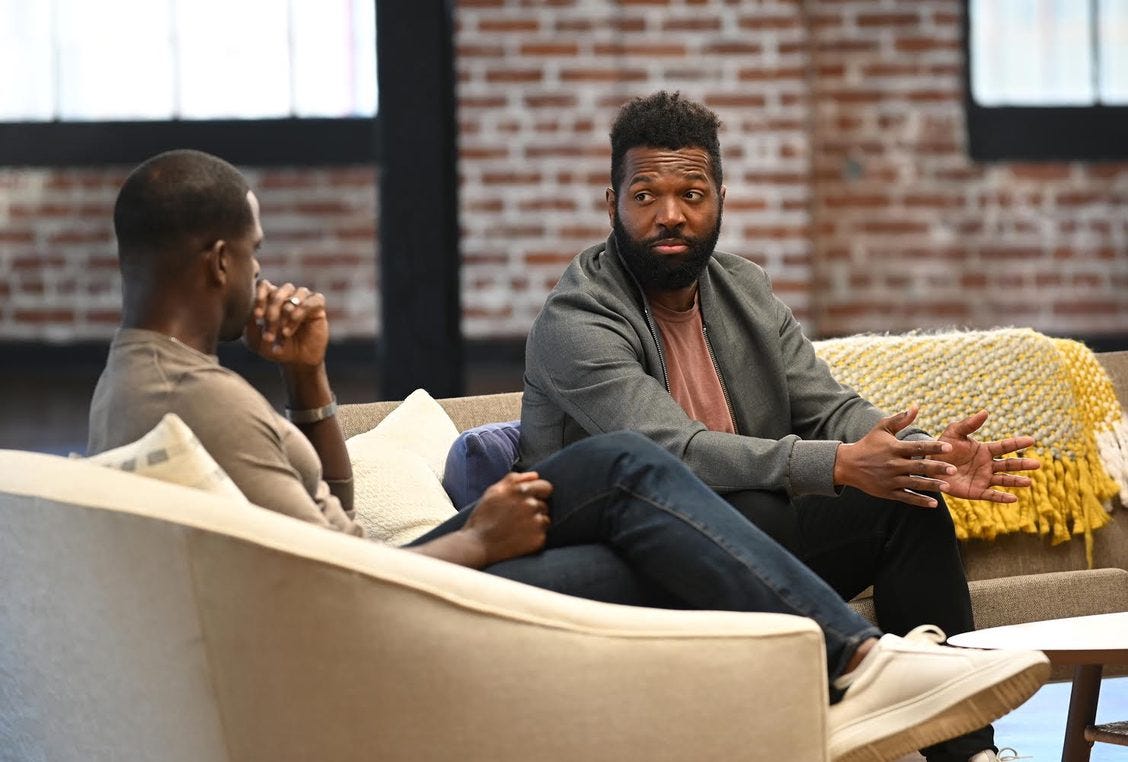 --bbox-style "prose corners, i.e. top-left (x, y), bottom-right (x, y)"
top-left (993, 676), bottom-right (1128, 760)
